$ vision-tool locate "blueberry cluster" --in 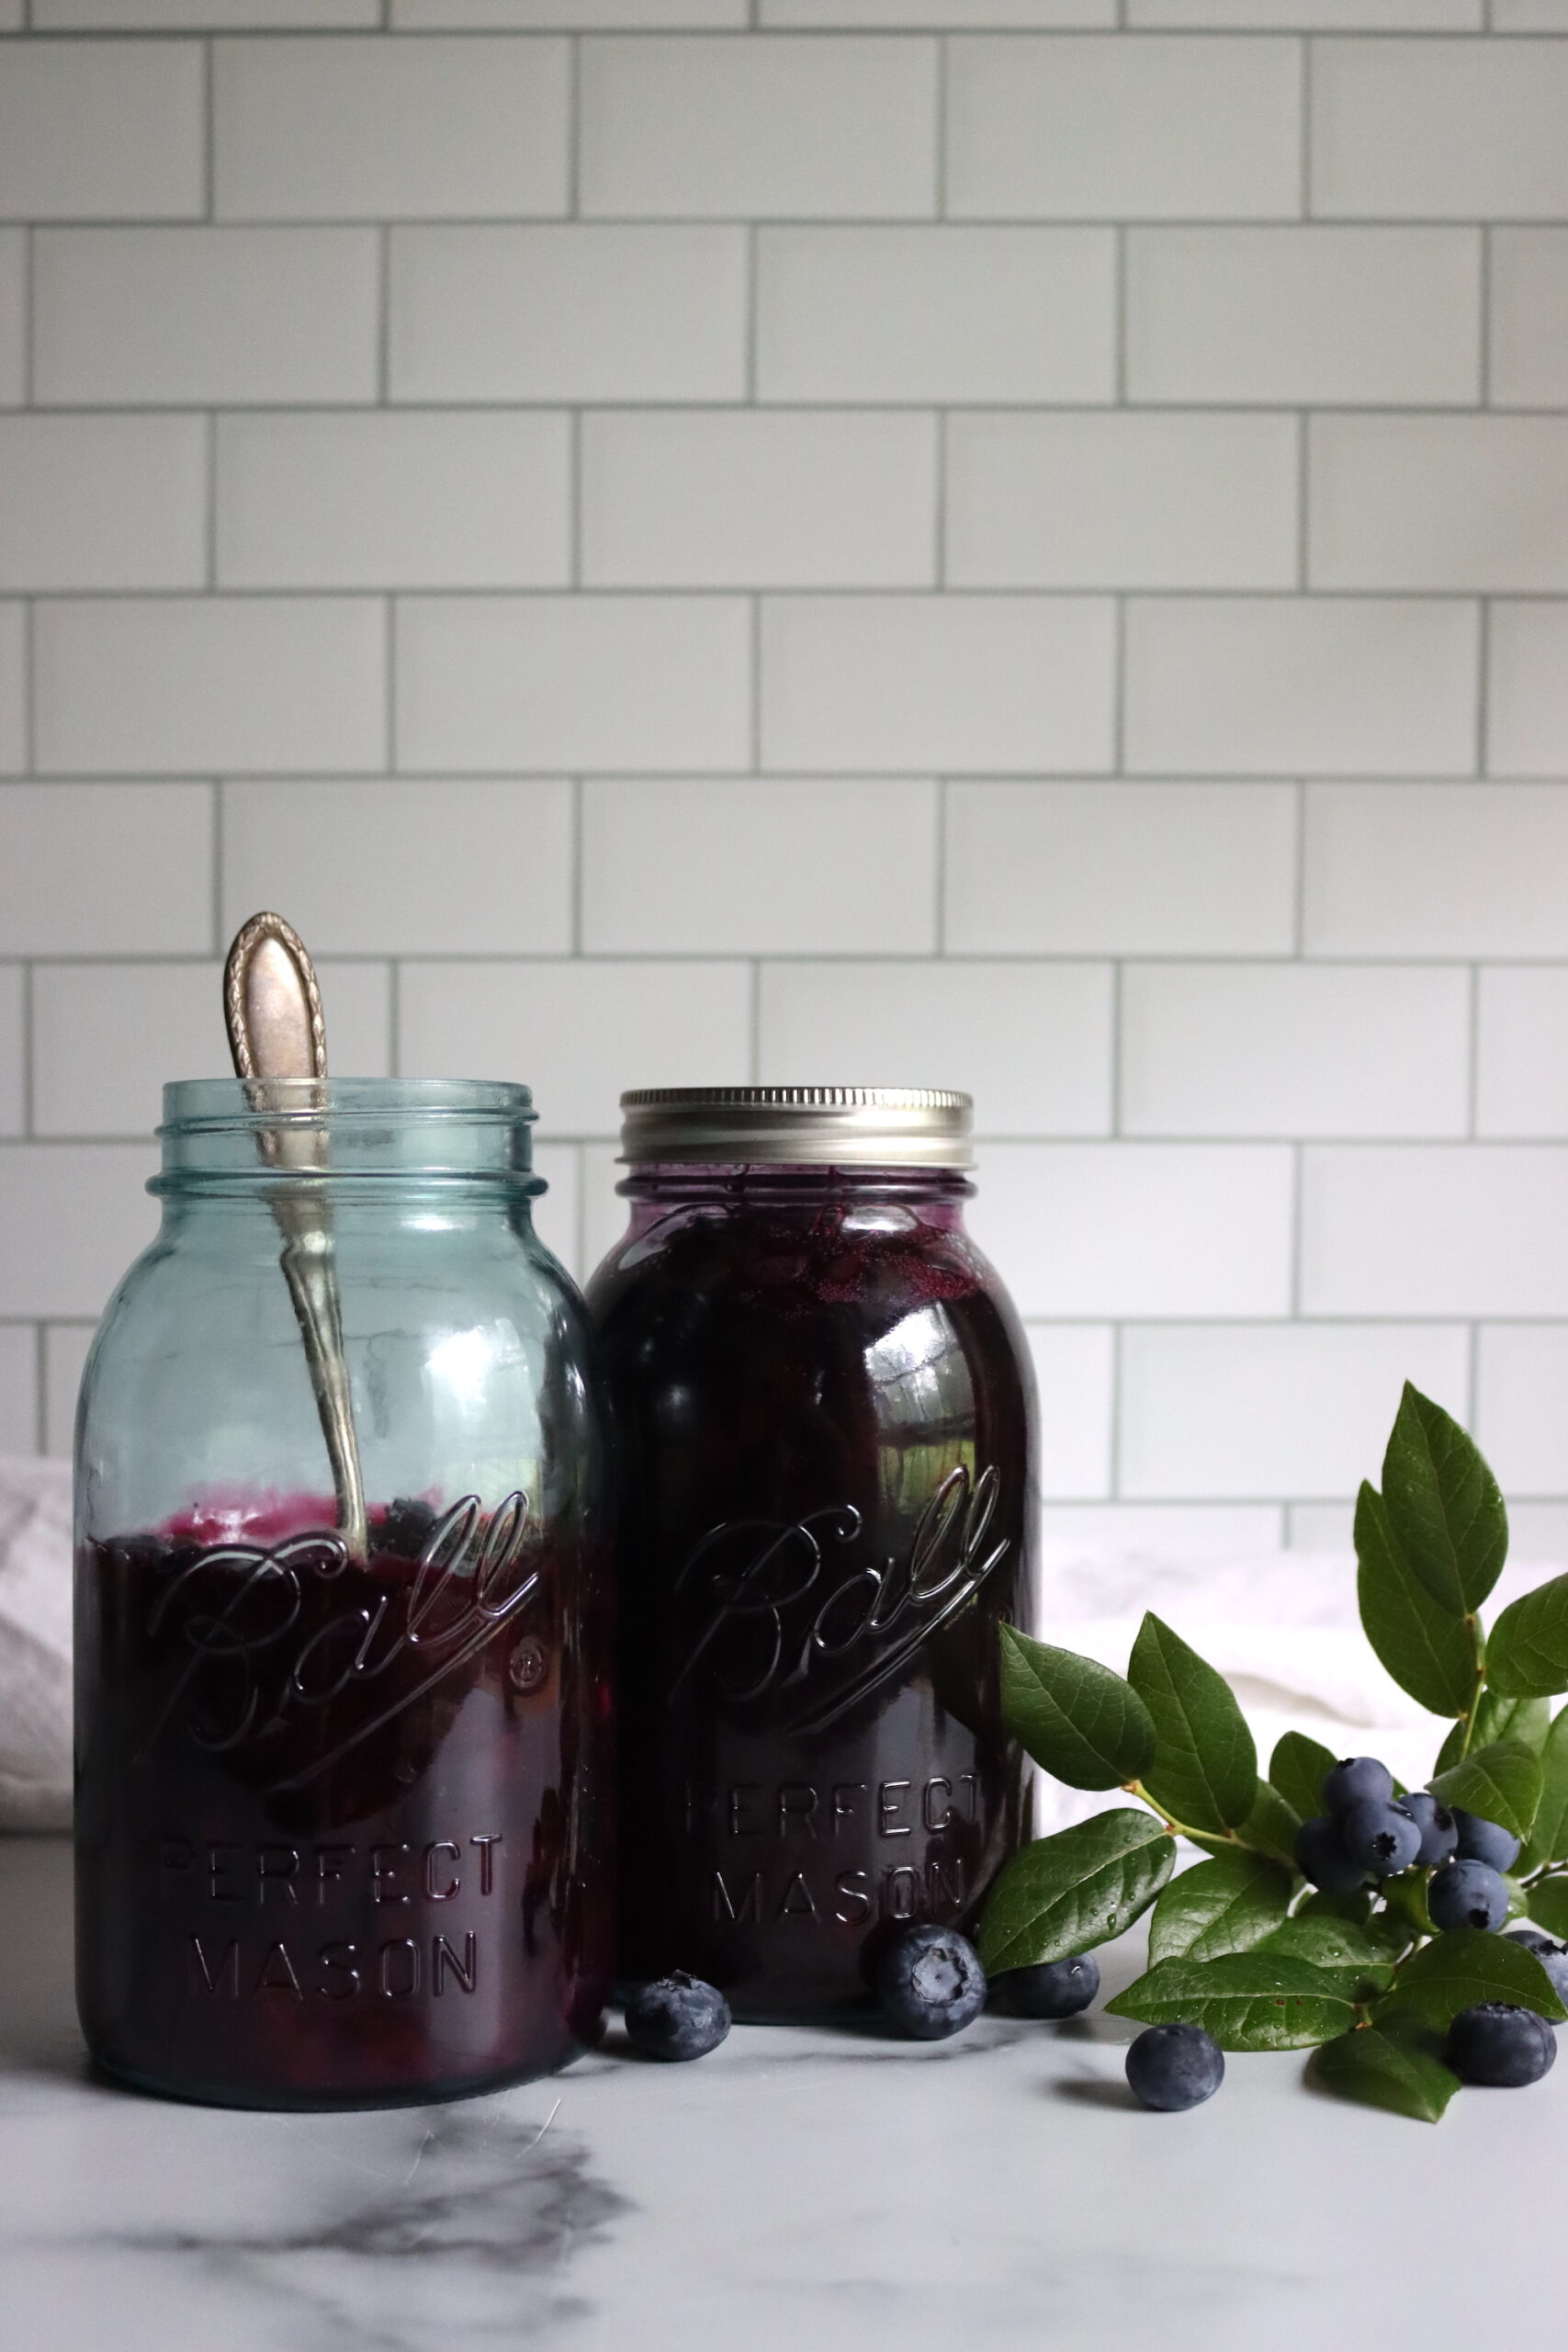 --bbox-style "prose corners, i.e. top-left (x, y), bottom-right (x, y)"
top-left (1294, 1754), bottom-right (1520, 1933)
